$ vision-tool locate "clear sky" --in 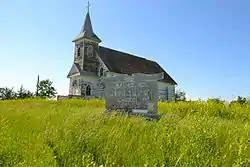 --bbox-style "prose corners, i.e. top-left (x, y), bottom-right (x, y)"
top-left (1, 0), bottom-right (250, 101)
